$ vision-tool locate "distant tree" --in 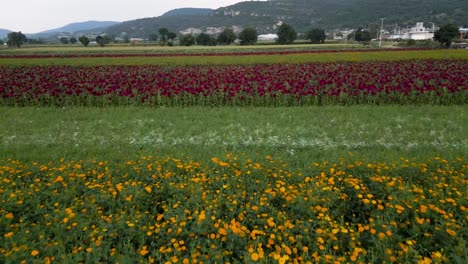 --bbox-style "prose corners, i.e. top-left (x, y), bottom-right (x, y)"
top-left (59, 37), bottom-right (69, 44)
top-left (0, 39), bottom-right (4, 46)
top-left (7, 31), bottom-right (27, 48)
top-left (277, 24), bottom-right (297, 44)
top-left (180, 34), bottom-right (195, 46)
top-left (96, 35), bottom-right (112, 47)
top-left (354, 27), bottom-right (371, 44)
top-left (238, 27), bottom-right (258, 45)
top-left (207, 36), bottom-right (217, 46)
top-left (79, 36), bottom-right (90, 47)
top-left (69, 37), bottom-right (77, 44)
top-left (434, 24), bottom-right (459, 47)
top-left (196, 33), bottom-right (211, 46)
top-left (368, 24), bottom-right (380, 40)
top-left (217, 28), bottom-right (237, 45)
top-left (148, 33), bottom-right (159, 42)
top-left (28, 38), bottom-right (45, 44)
top-left (306, 28), bottom-right (326, 44)
top-left (123, 35), bottom-right (130, 43)
top-left (95, 36), bottom-right (104, 47)
top-left (167, 32), bottom-right (177, 46)
top-left (159, 28), bottom-right (169, 45)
